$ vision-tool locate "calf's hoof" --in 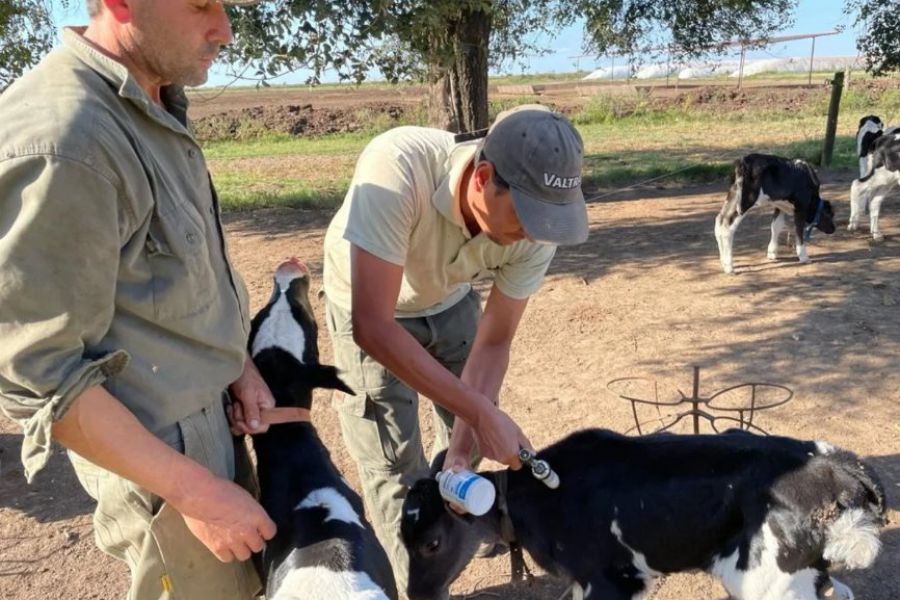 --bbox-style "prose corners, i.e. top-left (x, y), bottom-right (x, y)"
top-left (766, 252), bottom-right (778, 261)
top-left (872, 233), bottom-right (885, 243)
